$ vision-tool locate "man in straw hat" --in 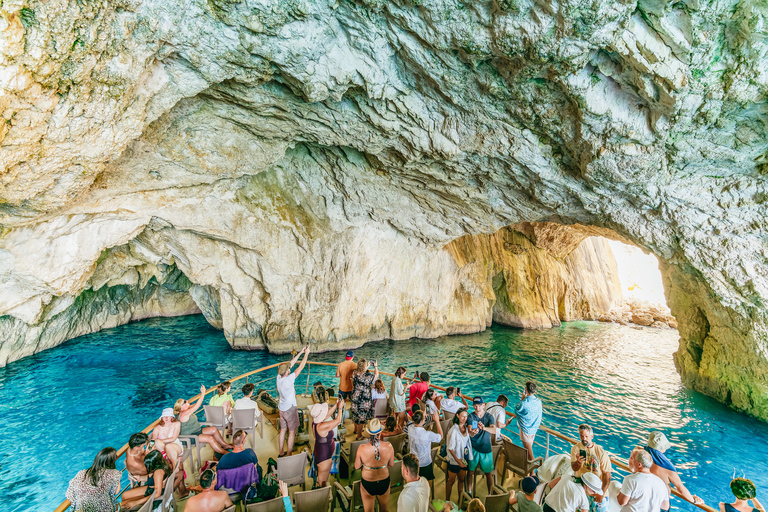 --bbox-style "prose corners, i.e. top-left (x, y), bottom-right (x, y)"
top-left (544, 472), bottom-right (604, 512)
top-left (617, 450), bottom-right (669, 512)
top-left (276, 345), bottom-right (310, 457)
top-left (643, 431), bottom-right (702, 507)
